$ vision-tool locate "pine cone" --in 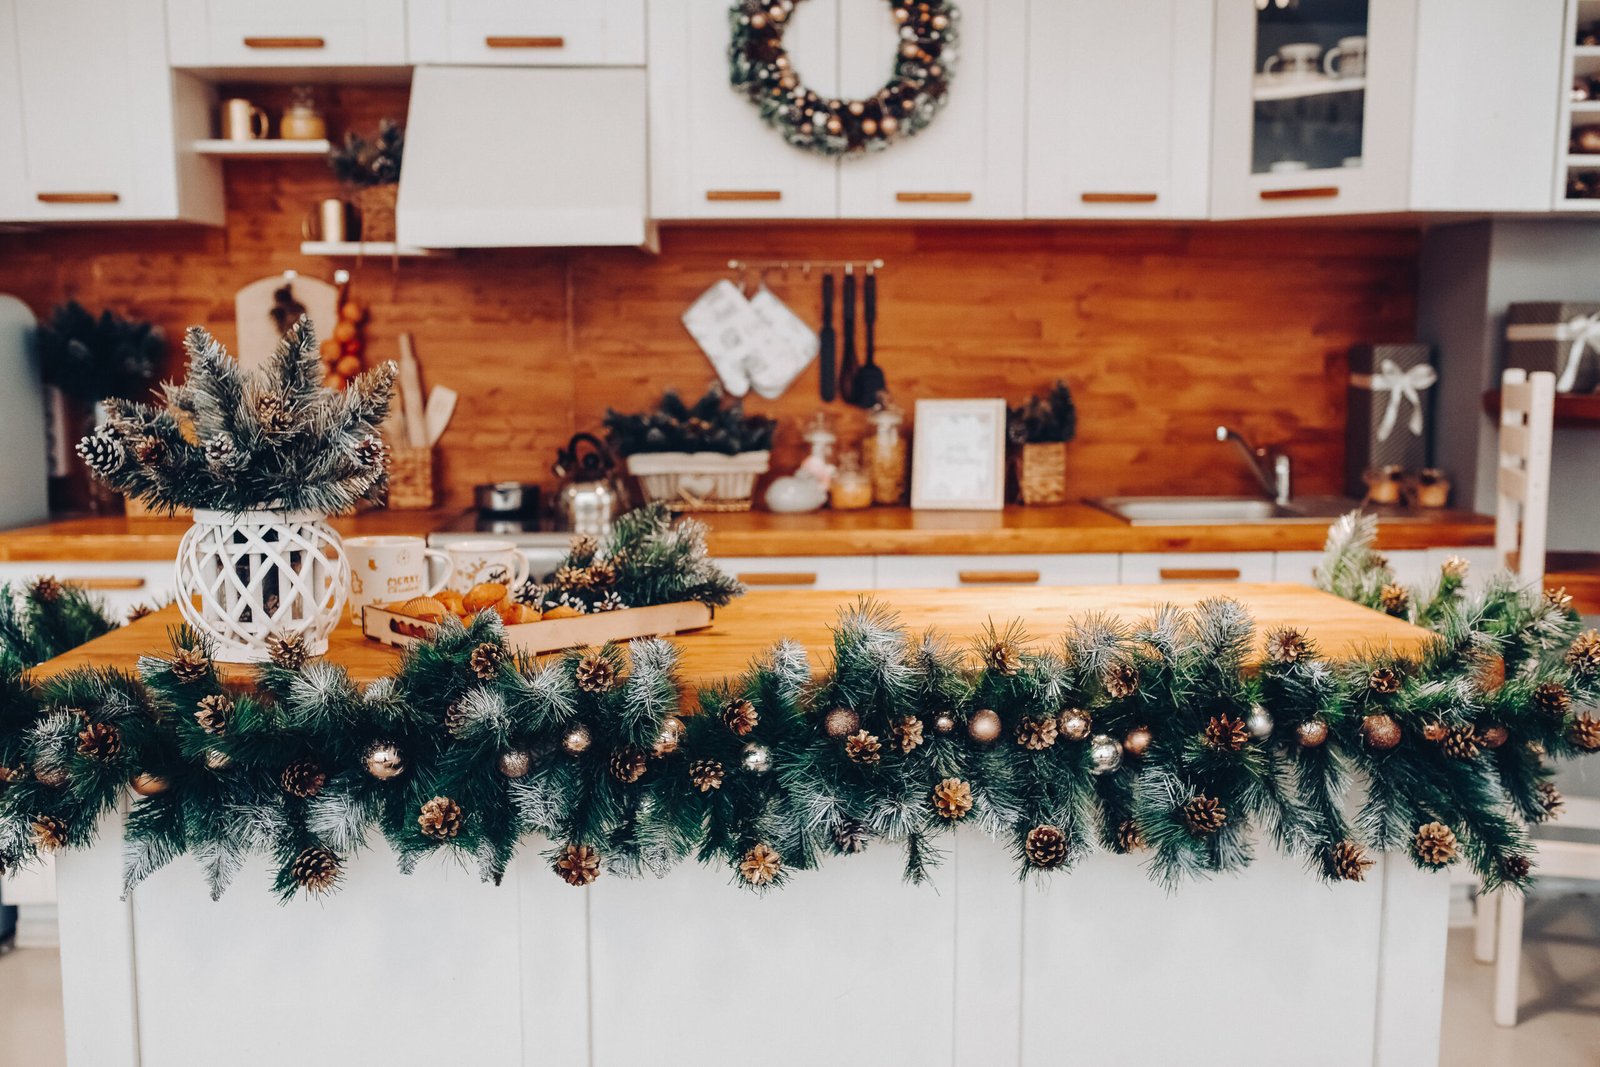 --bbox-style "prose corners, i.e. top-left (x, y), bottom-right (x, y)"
top-left (31, 815), bottom-right (68, 852)
top-left (832, 818), bottom-right (870, 854)
top-left (739, 843), bottom-right (783, 886)
top-left (132, 434), bottom-right (166, 466)
top-left (1501, 854), bottom-right (1533, 882)
top-left (1569, 714), bottom-right (1600, 752)
top-left (76, 721), bottom-right (122, 760)
top-left (1441, 556), bottom-right (1470, 580)
top-left (555, 565), bottom-right (595, 591)
top-left (1115, 819), bottom-right (1147, 853)
top-left (203, 435), bottom-right (239, 471)
top-left (723, 698), bottom-right (759, 737)
top-left (1474, 652), bottom-right (1508, 695)
top-left (1566, 629), bottom-right (1600, 677)
top-left (1441, 726), bottom-right (1481, 761)
top-left (290, 847), bottom-right (340, 893)
top-left (1412, 822), bottom-right (1458, 868)
top-left (1325, 840), bottom-right (1374, 882)
top-left (443, 697), bottom-right (470, 735)
top-left (844, 730), bottom-right (882, 765)
top-left (266, 631), bottom-right (310, 669)
top-left (608, 746), bottom-right (647, 784)
top-left (417, 796), bottom-right (464, 841)
top-left (1368, 666), bottom-right (1402, 695)
top-left (76, 432), bottom-right (125, 476)
top-left (353, 434), bottom-right (386, 468)
top-left (1104, 660), bottom-right (1139, 700)
top-left (280, 759), bottom-right (326, 798)
top-left (985, 641), bottom-right (1022, 676)
top-left (1379, 583), bottom-right (1411, 617)
top-left (170, 645), bottom-right (210, 683)
top-left (587, 560), bottom-right (617, 588)
top-left (689, 758), bottom-right (725, 793)
top-left (554, 844), bottom-right (601, 887)
top-left (1536, 781), bottom-right (1565, 822)
top-left (1024, 824), bottom-right (1068, 869)
top-left (469, 642), bottom-right (505, 681)
top-left (1264, 627), bottom-right (1311, 665)
top-left (194, 693), bottom-right (232, 736)
top-left (32, 576), bottom-right (62, 603)
top-left (932, 777), bottom-right (973, 820)
top-left (892, 715), bottom-right (924, 753)
top-left (1533, 681), bottom-right (1572, 718)
top-left (574, 653), bottom-right (617, 694)
top-left (255, 394), bottom-right (295, 433)
top-left (1183, 795), bottom-right (1227, 835)
top-left (1015, 715), bottom-right (1058, 751)
top-left (1203, 713), bottom-right (1249, 752)
top-left (567, 534), bottom-right (599, 563)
